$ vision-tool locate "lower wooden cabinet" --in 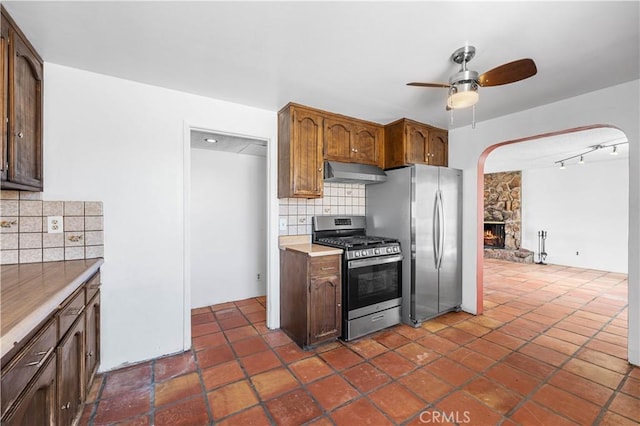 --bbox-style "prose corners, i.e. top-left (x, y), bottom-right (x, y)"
top-left (280, 250), bottom-right (342, 349)
top-left (85, 293), bottom-right (100, 389)
top-left (1, 354), bottom-right (57, 426)
top-left (57, 316), bottom-right (85, 426)
top-left (0, 269), bottom-right (101, 425)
